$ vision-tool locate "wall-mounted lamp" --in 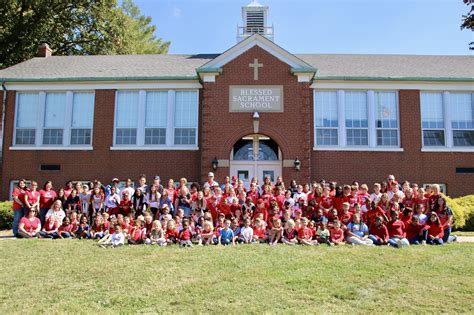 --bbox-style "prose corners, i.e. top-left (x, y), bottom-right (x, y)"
top-left (253, 111), bottom-right (259, 133)
top-left (211, 157), bottom-right (219, 170)
top-left (294, 157), bottom-right (301, 171)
